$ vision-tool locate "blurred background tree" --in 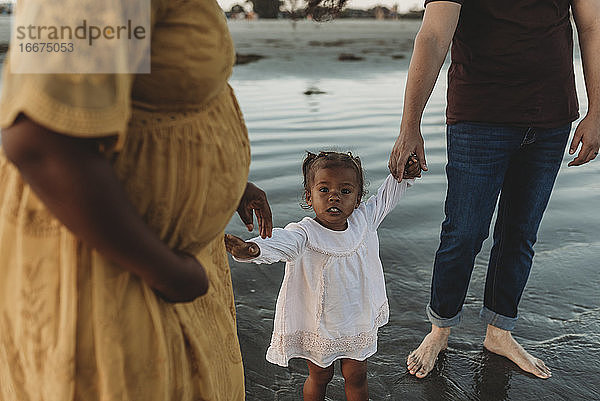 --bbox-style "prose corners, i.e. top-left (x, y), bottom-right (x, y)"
top-left (247, 0), bottom-right (283, 18)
